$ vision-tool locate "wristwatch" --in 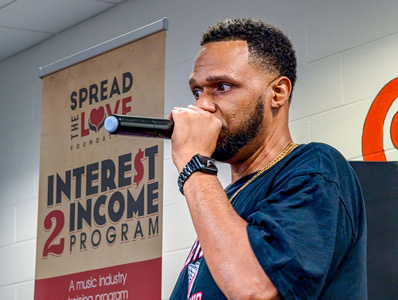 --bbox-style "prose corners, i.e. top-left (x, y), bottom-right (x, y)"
top-left (178, 154), bottom-right (218, 195)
